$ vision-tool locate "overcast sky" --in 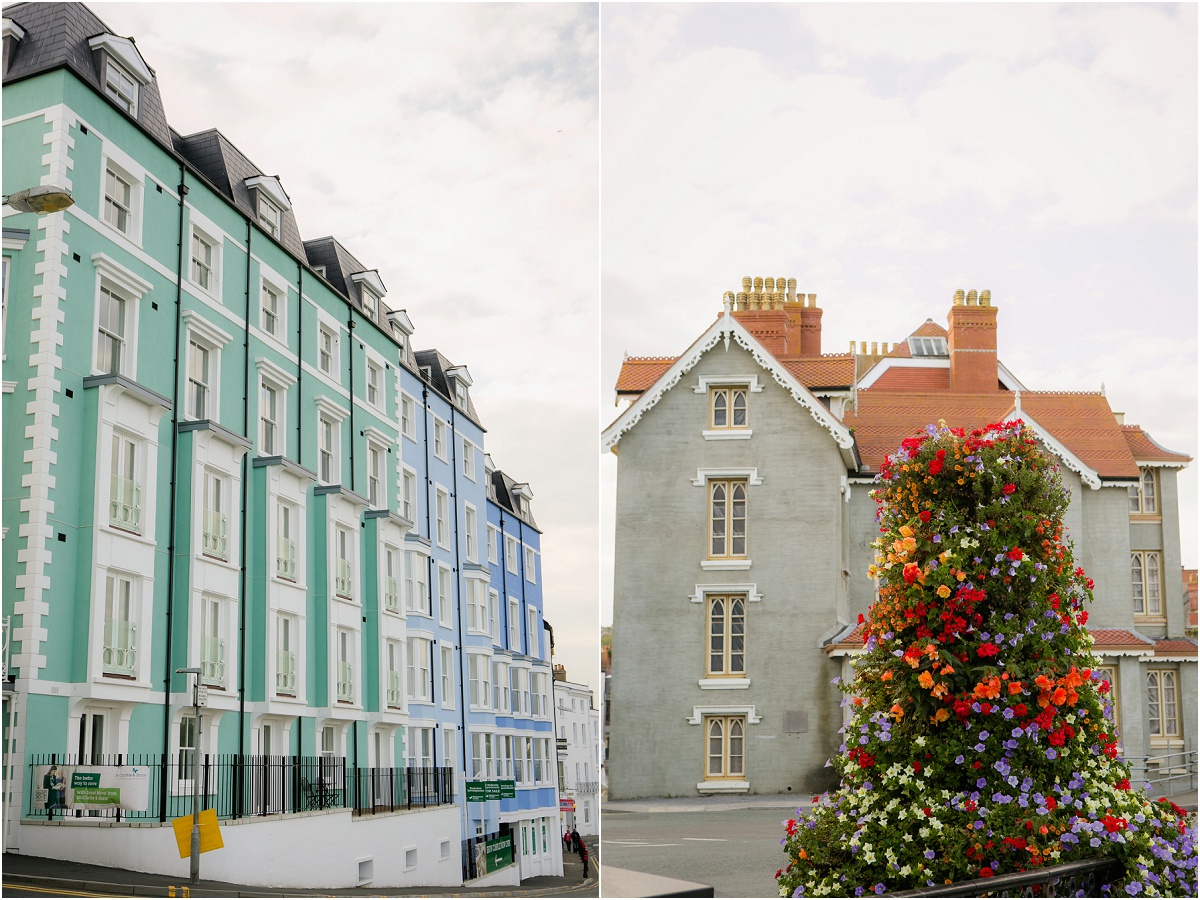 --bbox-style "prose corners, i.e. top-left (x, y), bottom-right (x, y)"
top-left (100, 2), bottom-right (601, 694)
top-left (600, 3), bottom-right (1198, 624)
